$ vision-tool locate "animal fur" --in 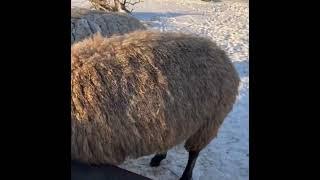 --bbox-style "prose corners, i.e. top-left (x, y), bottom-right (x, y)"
top-left (71, 7), bottom-right (146, 44)
top-left (71, 30), bottom-right (240, 165)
